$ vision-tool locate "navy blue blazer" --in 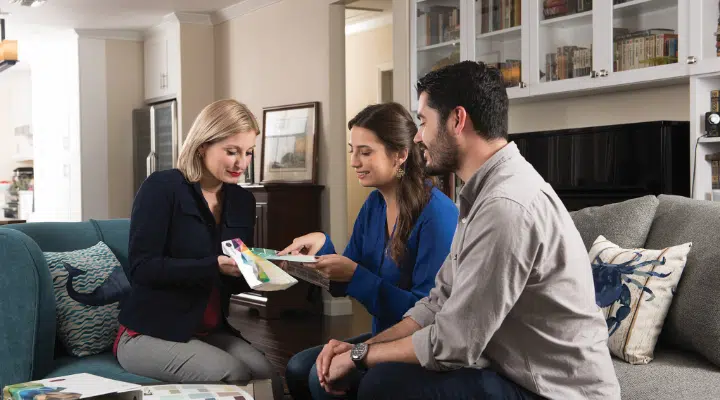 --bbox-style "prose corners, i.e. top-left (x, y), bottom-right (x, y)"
top-left (117, 169), bottom-right (255, 342)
